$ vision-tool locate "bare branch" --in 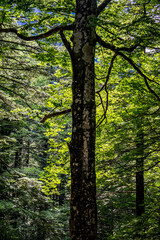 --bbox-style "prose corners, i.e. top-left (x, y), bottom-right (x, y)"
top-left (96, 114), bottom-right (106, 128)
top-left (40, 108), bottom-right (71, 123)
top-left (97, 0), bottom-right (112, 16)
top-left (96, 53), bottom-right (117, 127)
top-left (60, 31), bottom-right (73, 57)
top-left (96, 92), bottom-right (106, 114)
top-left (96, 88), bottom-right (109, 128)
top-left (0, 24), bottom-right (74, 41)
top-left (96, 89), bottom-right (109, 128)
top-left (96, 53), bottom-right (117, 93)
